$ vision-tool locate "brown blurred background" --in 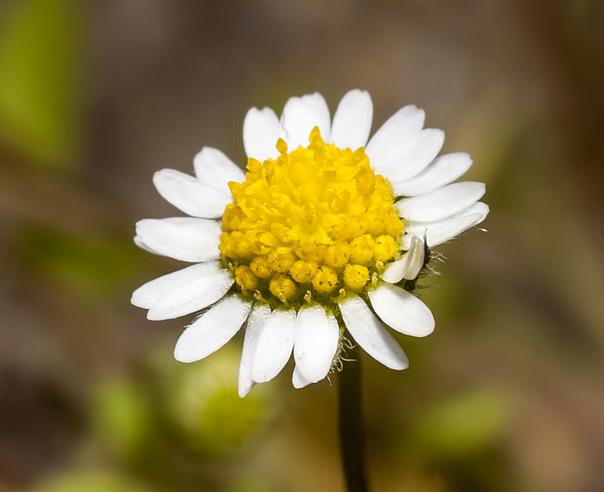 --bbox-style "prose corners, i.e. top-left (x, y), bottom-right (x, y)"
top-left (0, 1), bottom-right (602, 491)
